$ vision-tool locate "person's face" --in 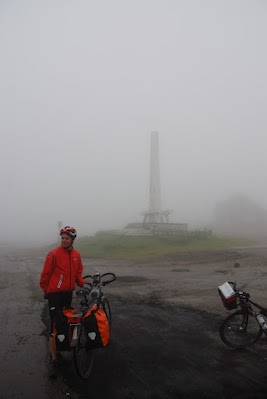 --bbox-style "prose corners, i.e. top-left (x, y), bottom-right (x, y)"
top-left (61, 233), bottom-right (73, 249)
